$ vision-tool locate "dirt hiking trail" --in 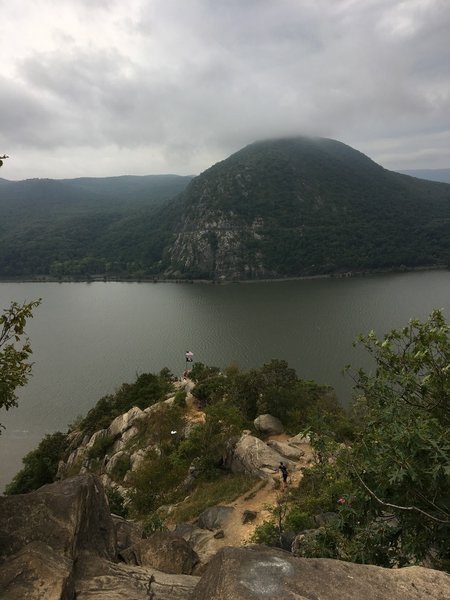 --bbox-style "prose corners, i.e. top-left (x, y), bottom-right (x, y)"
top-left (183, 382), bottom-right (315, 551)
